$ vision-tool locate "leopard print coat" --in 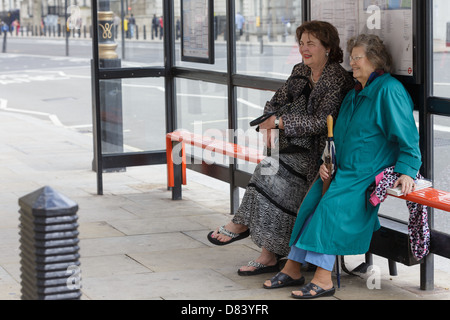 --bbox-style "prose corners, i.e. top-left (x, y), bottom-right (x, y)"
top-left (264, 62), bottom-right (354, 185)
